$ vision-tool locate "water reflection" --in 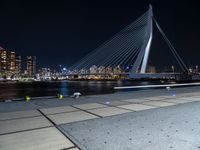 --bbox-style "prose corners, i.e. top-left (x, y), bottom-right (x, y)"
top-left (0, 80), bottom-right (164, 100)
top-left (60, 81), bottom-right (68, 95)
